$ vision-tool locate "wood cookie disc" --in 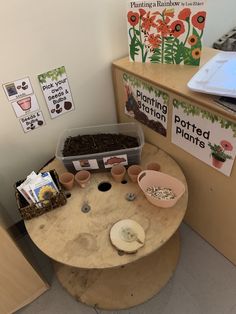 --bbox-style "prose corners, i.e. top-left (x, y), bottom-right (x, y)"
top-left (110, 219), bottom-right (145, 253)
